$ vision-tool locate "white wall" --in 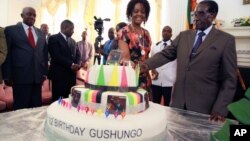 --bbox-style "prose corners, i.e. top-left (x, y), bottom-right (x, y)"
top-left (0, 0), bottom-right (40, 27)
top-left (214, 0), bottom-right (250, 27)
top-left (0, 0), bottom-right (249, 38)
top-left (0, 0), bottom-right (8, 26)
